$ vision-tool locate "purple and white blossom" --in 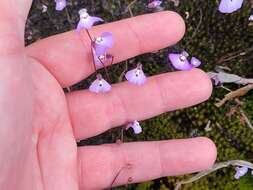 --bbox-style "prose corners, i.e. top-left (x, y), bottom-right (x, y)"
top-left (93, 32), bottom-right (114, 56)
top-left (147, 0), bottom-right (162, 9)
top-left (234, 166), bottom-right (248, 179)
top-left (218, 0), bottom-right (244, 14)
top-left (126, 120), bottom-right (142, 134)
top-left (89, 74), bottom-right (111, 93)
top-left (168, 51), bottom-right (202, 71)
top-left (190, 57), bottom-right (202, 67)
top-left (125, 63), bottom-right (146, 85)
top-left (168, 51), bottom-right (192, 70)
top-left (55, 0), bottom-right (66, 11)
top-left (76, 9), bottom-right (103, 32)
